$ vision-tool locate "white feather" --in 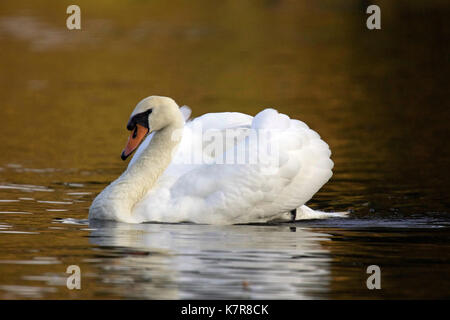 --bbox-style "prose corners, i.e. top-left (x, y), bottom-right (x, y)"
top-left (131, 109), bottom-right (337, 224)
